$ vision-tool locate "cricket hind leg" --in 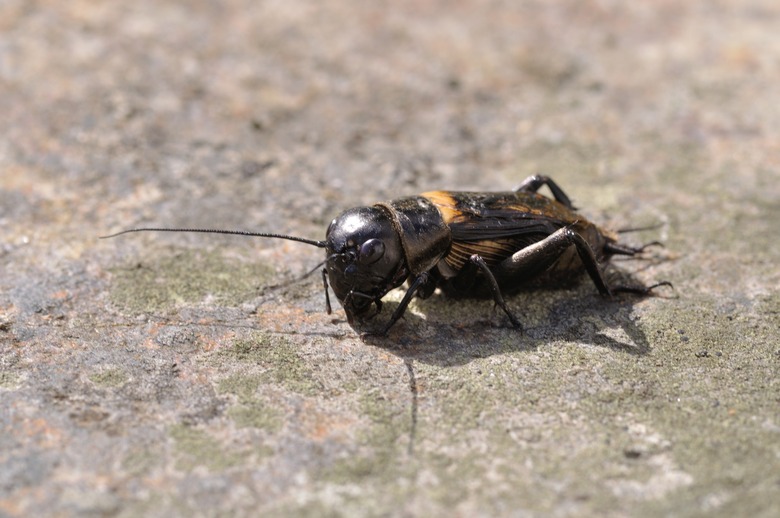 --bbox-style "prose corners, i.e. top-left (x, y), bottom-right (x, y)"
top-left (493, 226), bottom-right (614, 296)
top-left (514, 175), bottom-right (575, 209)
top-left (484, 227), bottom-right (670, 303)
